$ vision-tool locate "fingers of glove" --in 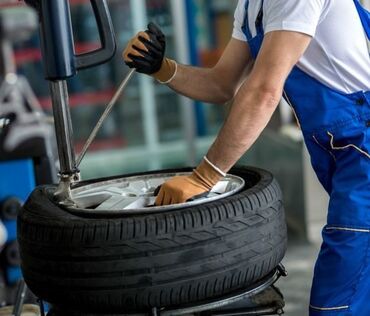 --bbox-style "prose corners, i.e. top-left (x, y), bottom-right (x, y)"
top-left (155, 188), bottom-right (165, 206)
top-left (132, 38), bottom-right (149, 53)
top-left (131, 45), bottom-right (154, 60)
top-left (162, 192), bottom-right (173, 206)
top-left (122, 32), bottom-right (149, 61)
top-left (129, 54), bottom-right (157, 67)
top-left (124, 55), bottom-right (133, 63)
top-left (155, 188), bottom-right (175, 206)
top-left (155, 177), bottom-right (182, 206)
top-left (126, 46), bottom-right (147, 59)
top-left (128, 55), bottom-right (156, 71)
top-left (147, 22), bottom-right (164, 38)
top-left (122, 39), bottom-right (135, 62)
top-left (146, 29), bottom-right (165, 50)
top-left (173, 195), bottom-right (187, 205)
top-left (139, 35), bottom-right (162, 53)
top-left (143, 46), bottom-right (162, 61)
top-left (138, 31), bottom-right (150, 41)
top-left (128, 52), bottom-right (154, 62)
